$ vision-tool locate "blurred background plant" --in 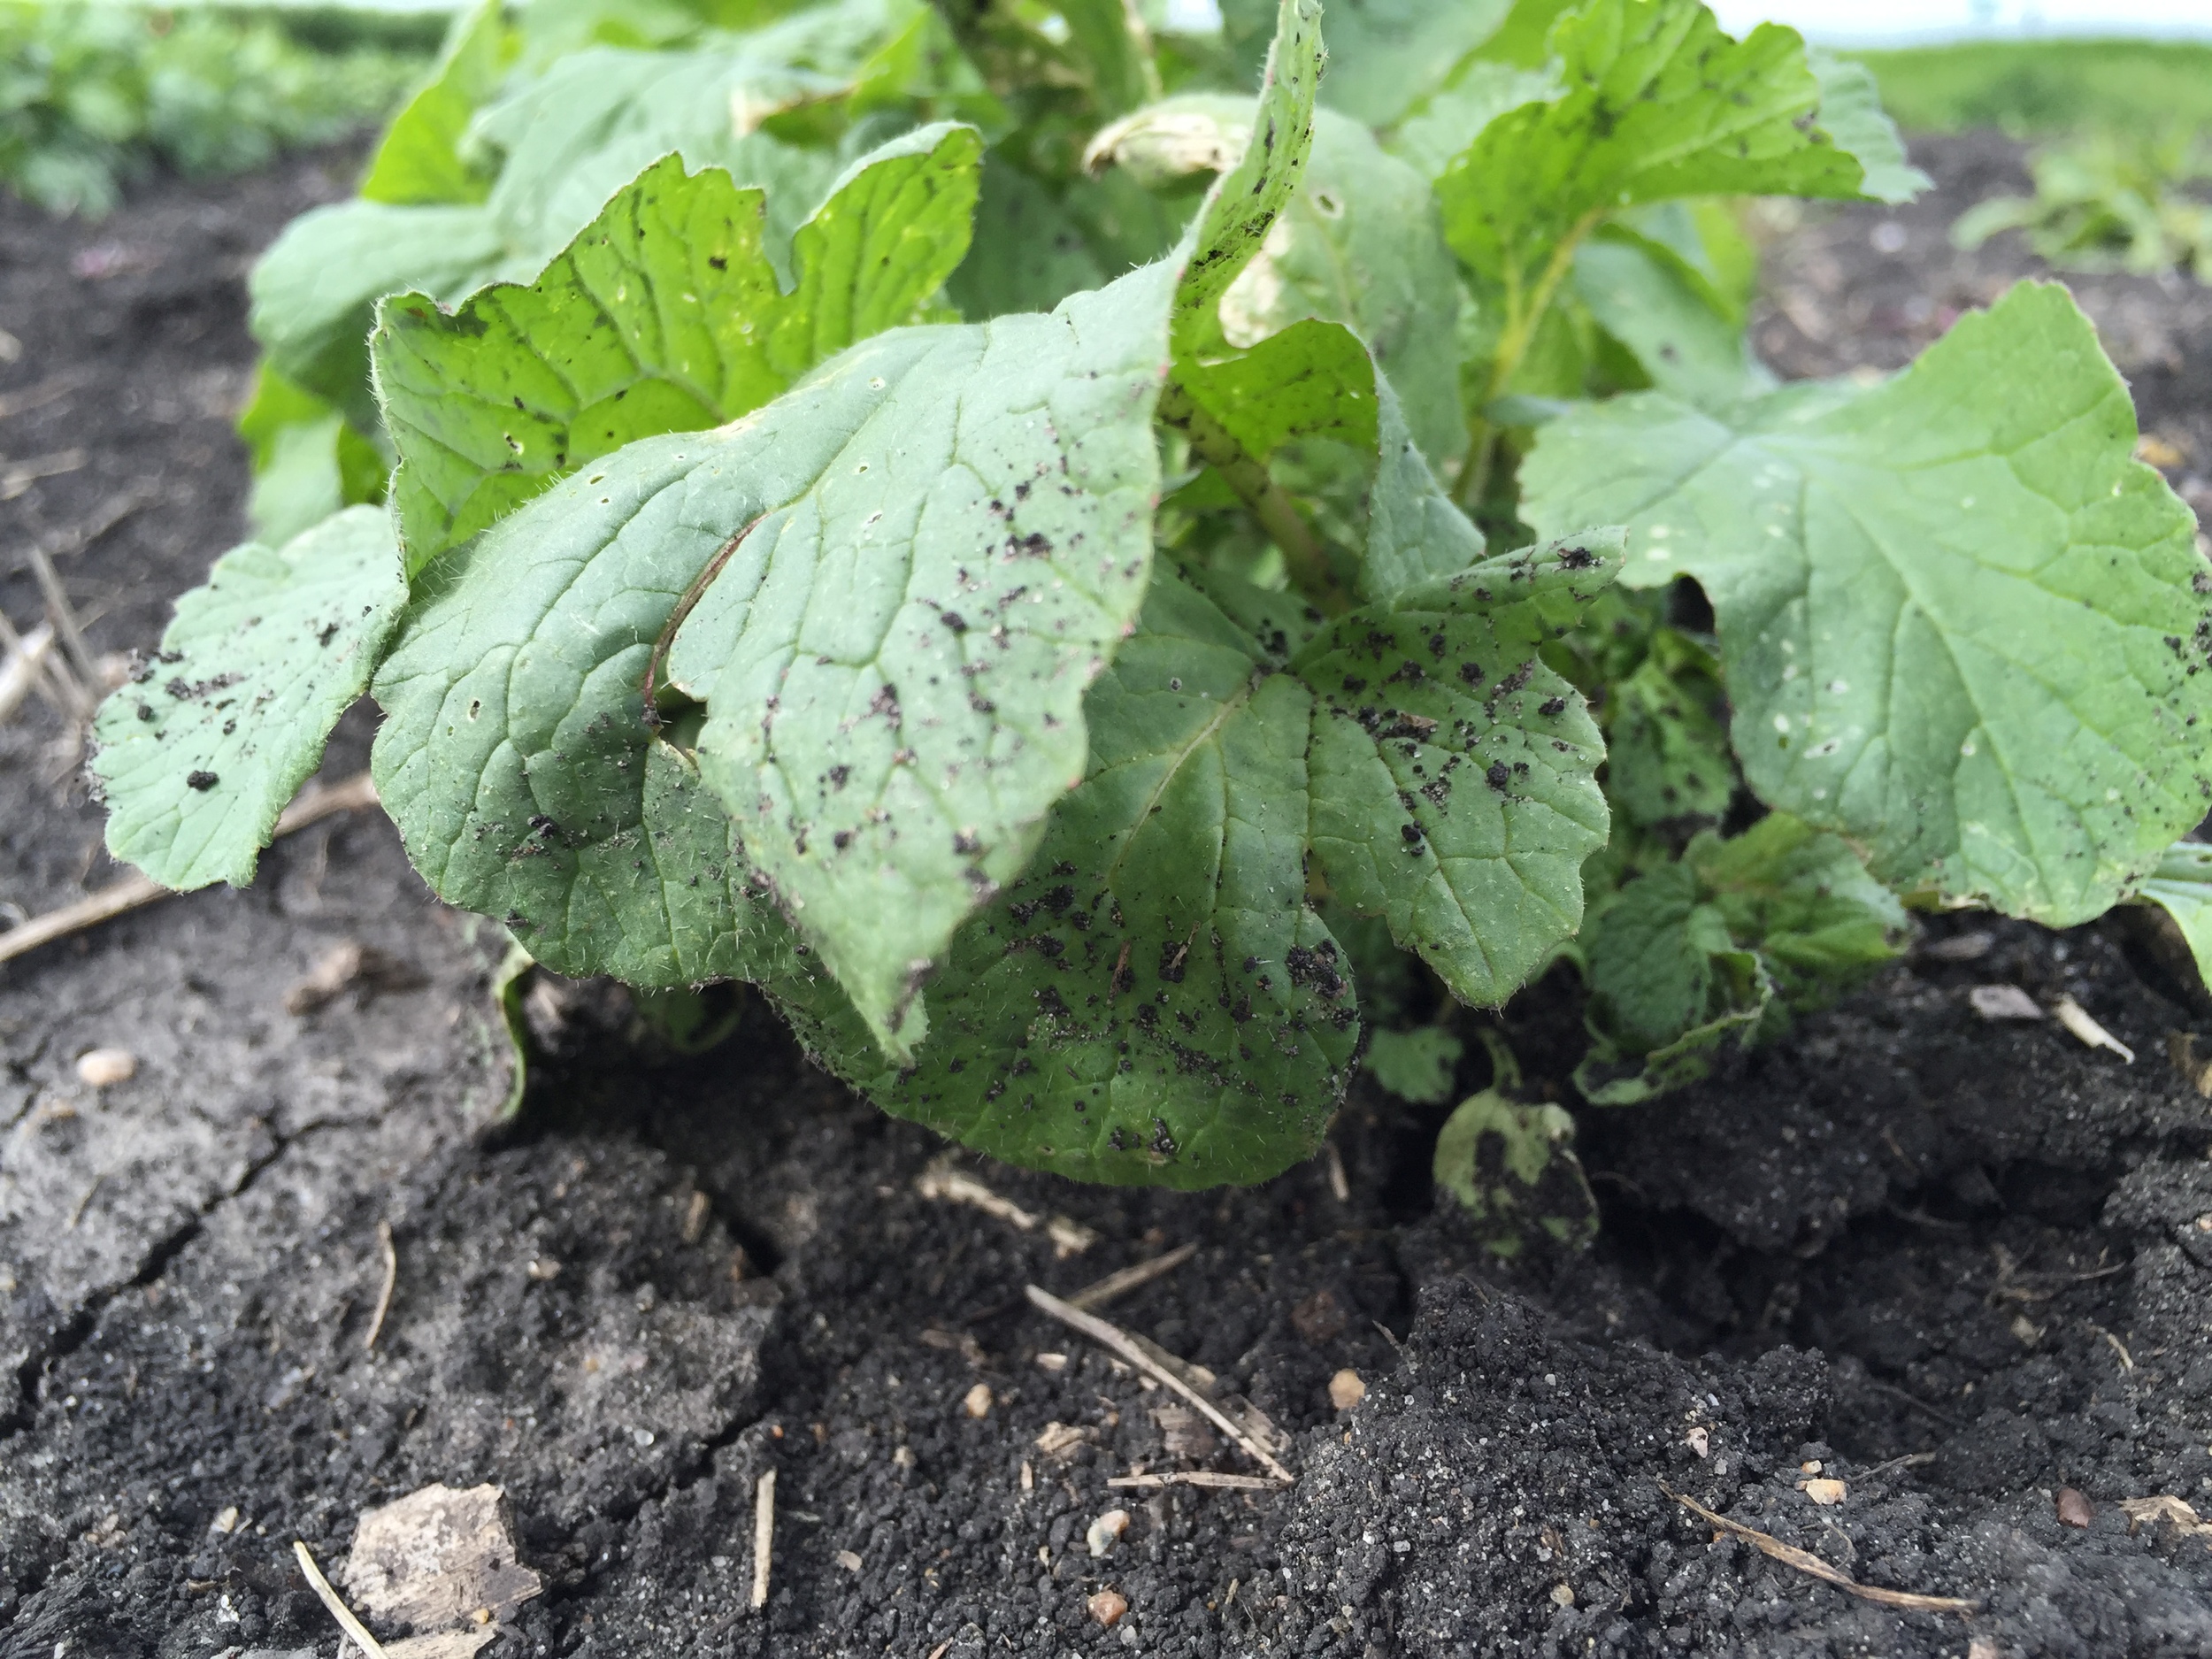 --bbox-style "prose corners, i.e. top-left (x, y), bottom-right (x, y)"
top-left (0, 4), bottom-right (431, 215)
top-left (1951, 127), bottom-right (2212, 278)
